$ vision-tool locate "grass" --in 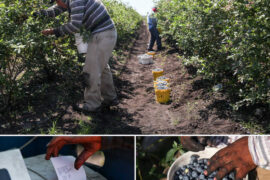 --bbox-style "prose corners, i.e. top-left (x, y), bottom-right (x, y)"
top-left (77, 118), bottom-right (93, 134)
top-left (48, 120), bottom-right (62, 134)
